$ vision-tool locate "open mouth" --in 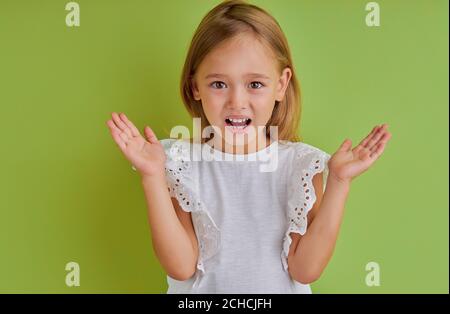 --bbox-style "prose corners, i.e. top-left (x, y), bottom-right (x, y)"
top-left (225, 118), bottom-right (252, 130)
